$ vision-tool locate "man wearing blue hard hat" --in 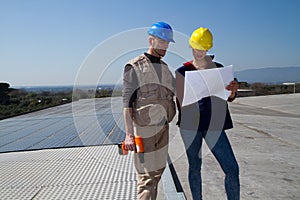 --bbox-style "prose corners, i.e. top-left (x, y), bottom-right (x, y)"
top-left (122, 22), bottom-right (176, 199)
